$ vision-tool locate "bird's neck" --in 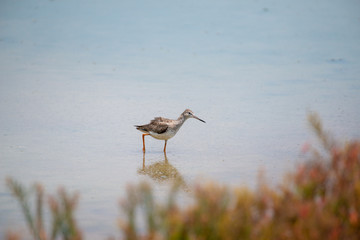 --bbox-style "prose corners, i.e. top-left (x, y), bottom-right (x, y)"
top-left (172, 115), bottom-right (186, 132)
top-left (177, 114), bottom-right (187, 123)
